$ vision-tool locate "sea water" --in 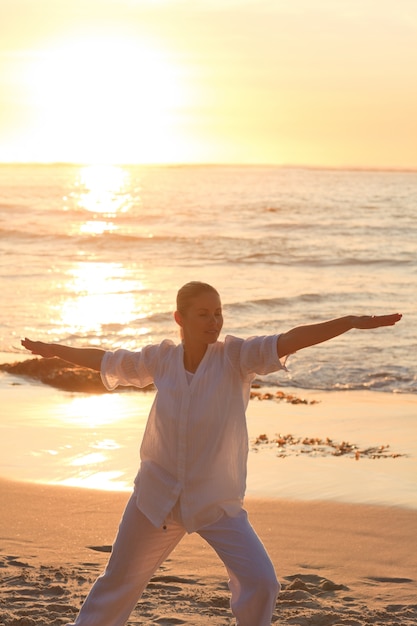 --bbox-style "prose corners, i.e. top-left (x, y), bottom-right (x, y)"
top-left (1, 163), bottom-right (416, 502)
top-left (1, 163), bottom-right (415, 393)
